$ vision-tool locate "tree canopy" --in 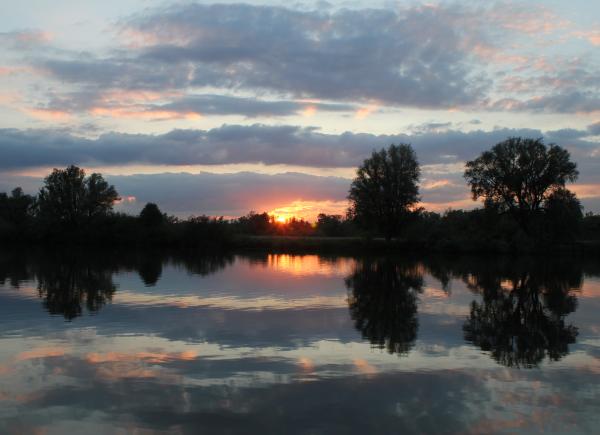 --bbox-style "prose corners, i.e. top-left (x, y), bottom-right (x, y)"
top-left (348, 144), bottom-right (420, 239)
top-left (464, 137), bottom-right (578, 230)
top-left (38, 165), bottom-right (119, 225)
top-left (139, 202), bottom-right (166, 227)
